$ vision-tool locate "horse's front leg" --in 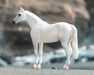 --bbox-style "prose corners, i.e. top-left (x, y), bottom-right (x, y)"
top-left (32, 41), bottom-right (39, 69)
top-left (37, 43), bottom-right (43, 69)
